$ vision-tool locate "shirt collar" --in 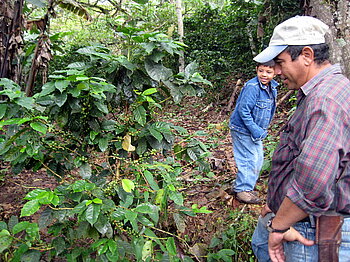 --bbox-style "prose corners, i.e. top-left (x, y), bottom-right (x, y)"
top-left (298, 64), bottom-right (342, 101)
